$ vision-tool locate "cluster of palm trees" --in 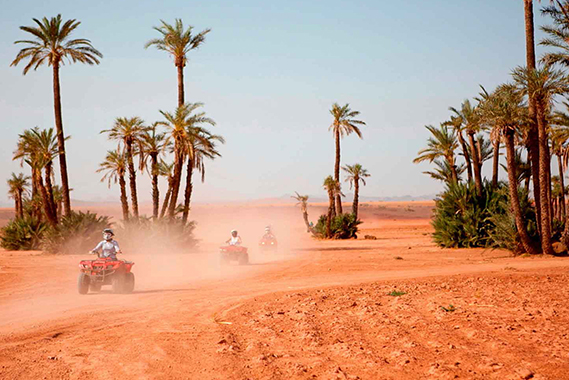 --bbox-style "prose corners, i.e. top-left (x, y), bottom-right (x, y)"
top-left (294, 103), bottom-right (371, 237)
top-left (7, 15), bottom-right (220, 227)
top-left (415, 0), bottom-right (569, 254)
